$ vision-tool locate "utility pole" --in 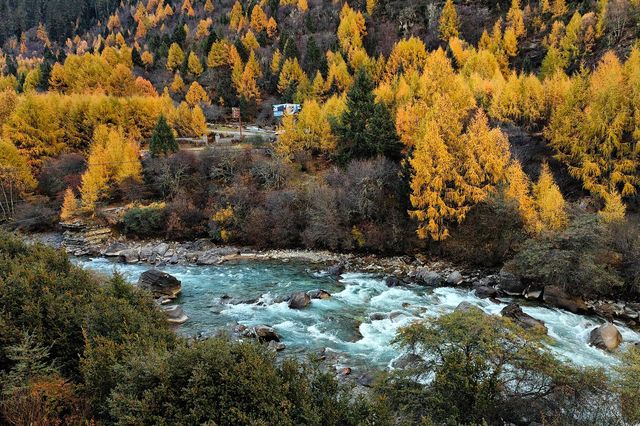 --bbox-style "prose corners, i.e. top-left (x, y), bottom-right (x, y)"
top-left (232, 107), bottom-right (243, 141)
